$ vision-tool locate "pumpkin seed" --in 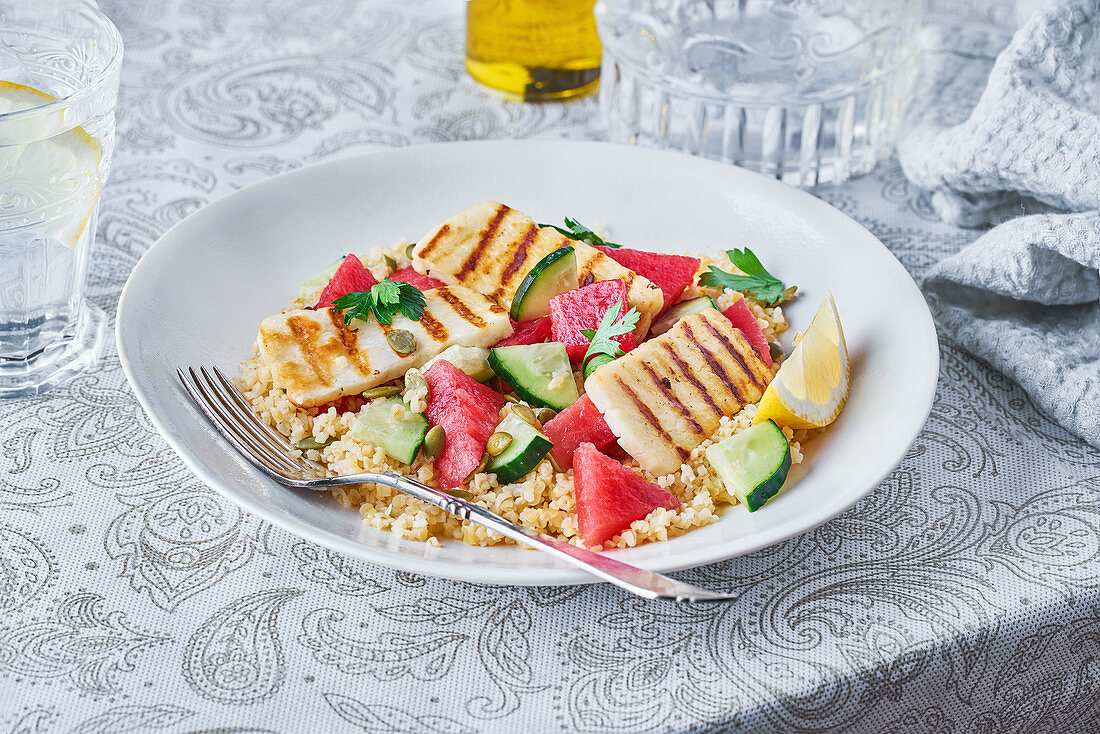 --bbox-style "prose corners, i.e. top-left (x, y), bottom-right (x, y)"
top-left (383, 254), bottom-right (397, 273)
top-left (386, 329), bottom-right (418, 355)
top-left (503, 392), bottom-right (521, 404)
top-left (403, 369), bottom-right (429, 398)
top-left (423, 425), bottom-right (445, 459)
top-left (296, 436), bottom-right (335, 451)
top-left (405, 242), bottom-right (415, 259)
top-left (768, 342), bottom-right (784, 362)
top-left (508, 402), bottom-right (538, 427)
top-left (486, 432), bottom-right (513, 457)
top-left (444, 489), bottom-right (474, 500)
top-left (535, 407), bottom-right (556, 423)
top-left (363, 385), bottom-right (402, 399)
